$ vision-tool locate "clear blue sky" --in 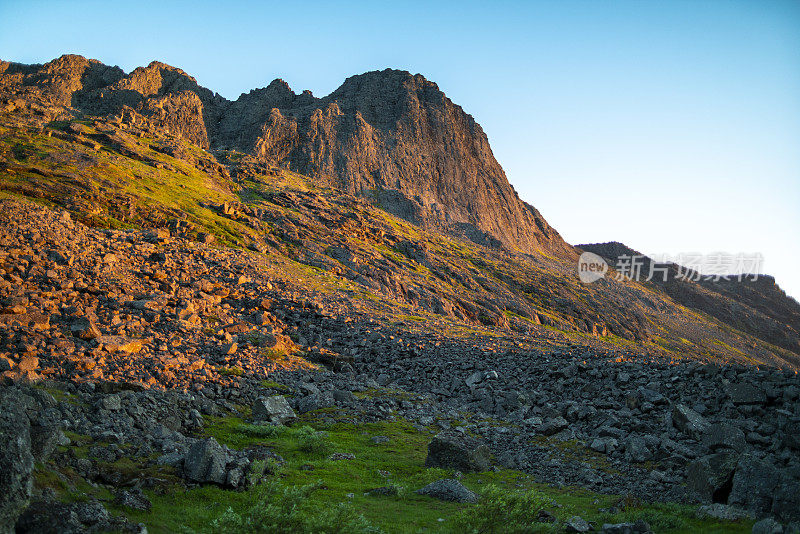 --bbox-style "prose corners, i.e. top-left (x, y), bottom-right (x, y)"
top-left (2, 0), bottom-right (799, 299)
